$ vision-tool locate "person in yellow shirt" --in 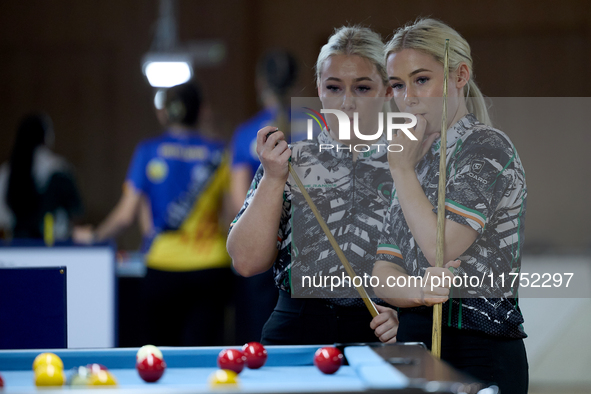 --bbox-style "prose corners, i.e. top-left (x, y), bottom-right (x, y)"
top-left (75, 82), bottom-right (232, 346)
